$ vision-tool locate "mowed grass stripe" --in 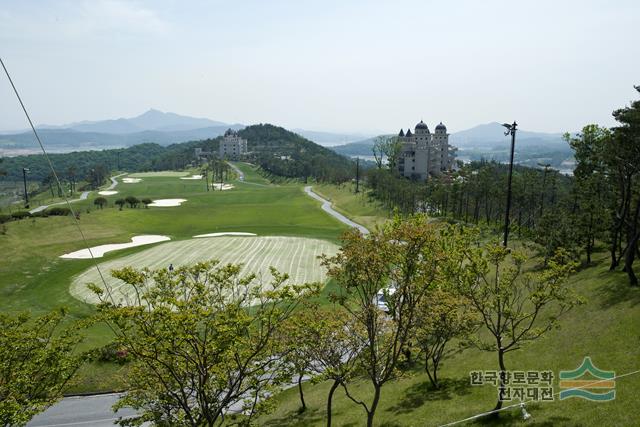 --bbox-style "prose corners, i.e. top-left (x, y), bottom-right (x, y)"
top-left (70, 236), bottom-right (339, 304)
